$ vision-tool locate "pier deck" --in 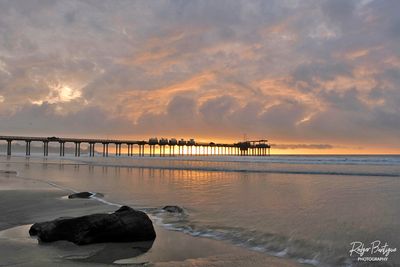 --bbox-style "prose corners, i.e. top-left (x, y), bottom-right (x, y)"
top-left (0, 136), bottom-right (271, 157)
